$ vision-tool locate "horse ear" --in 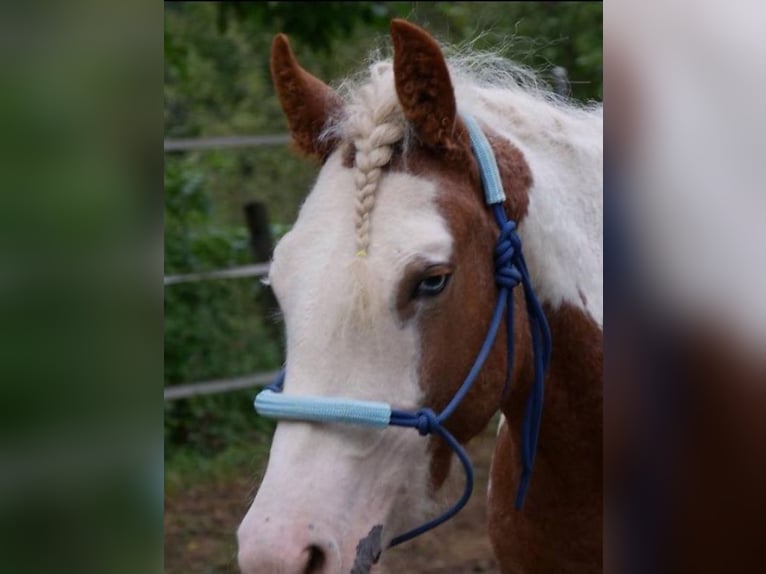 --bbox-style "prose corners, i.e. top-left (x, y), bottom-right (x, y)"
top-left (390, 19), bottom-right (466, 153)
top-left (270, 34), bottom-right (343, 159)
